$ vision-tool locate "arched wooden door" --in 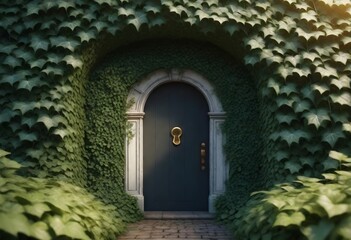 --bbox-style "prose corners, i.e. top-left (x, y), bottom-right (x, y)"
top-left (143, 82), bottom-right (209, 211)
